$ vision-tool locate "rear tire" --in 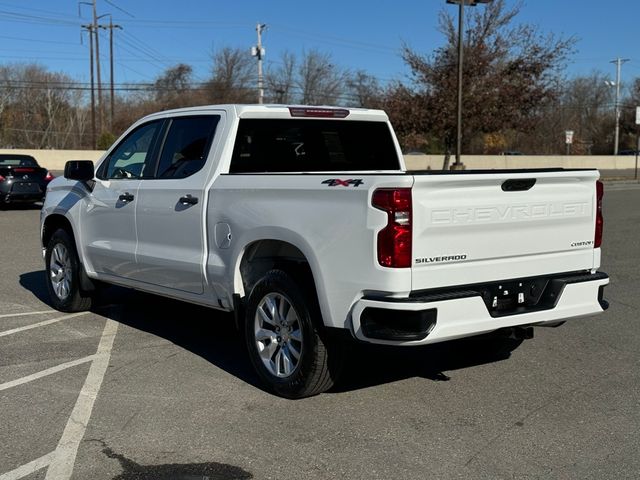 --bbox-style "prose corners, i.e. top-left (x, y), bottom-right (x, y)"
top-left (245, 269), bottom-right (342, 399)
top-left (45, 228), bottom-right (93, 312)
